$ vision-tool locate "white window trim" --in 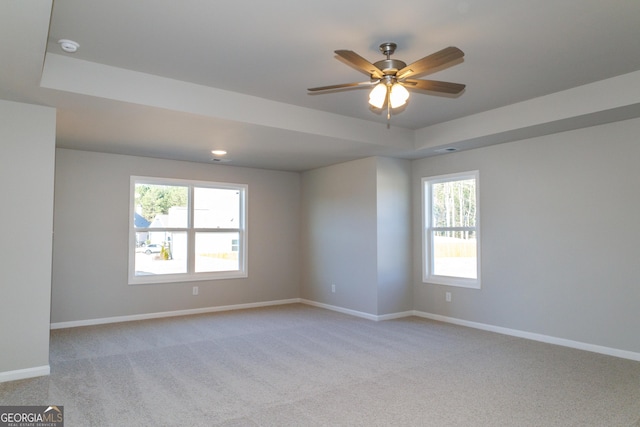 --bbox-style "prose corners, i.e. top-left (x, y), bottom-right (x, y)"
top-left (422, 170), bottom-right (481, 289)
top-left (128, 176), bottom-right (248, 285)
